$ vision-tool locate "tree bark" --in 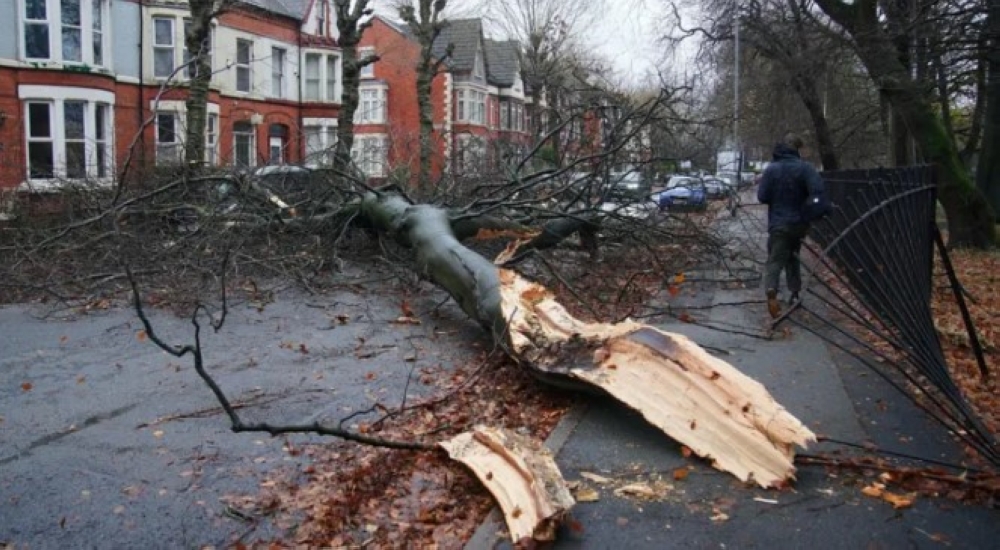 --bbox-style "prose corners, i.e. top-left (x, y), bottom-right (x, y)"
top-left (976, 0), bottom-right (1000, 222)
top-left (183, 0), bottom-right (217, 170)
top-left (400, 0), bottom-right (449, 191)
top-left (790, 74), bottom-right (840, 170)
top-left (814, 0), bottom-right (996, 248)
top-left (334, 0), bottom-right (376, 171)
